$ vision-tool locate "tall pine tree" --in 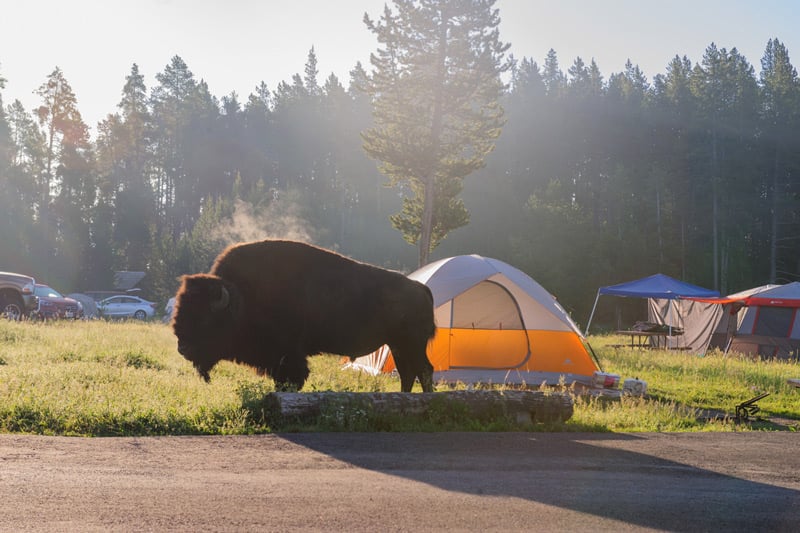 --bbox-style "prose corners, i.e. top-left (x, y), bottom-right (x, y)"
top-left (362, 0), bottom-right (510, 266)
top-left (34, 67), bottom-right (94, 286)
top-left (760, 38), bottom-right (800, 283)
